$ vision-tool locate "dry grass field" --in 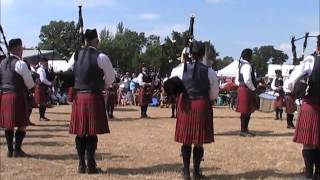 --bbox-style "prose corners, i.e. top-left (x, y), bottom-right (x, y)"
top-left (0, 105), bottom-right (306, 180)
